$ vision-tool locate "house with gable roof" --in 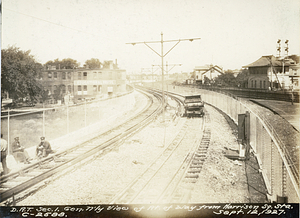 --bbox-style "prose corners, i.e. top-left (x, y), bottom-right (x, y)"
top-left (193, 65), bottom-right (224, 84)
